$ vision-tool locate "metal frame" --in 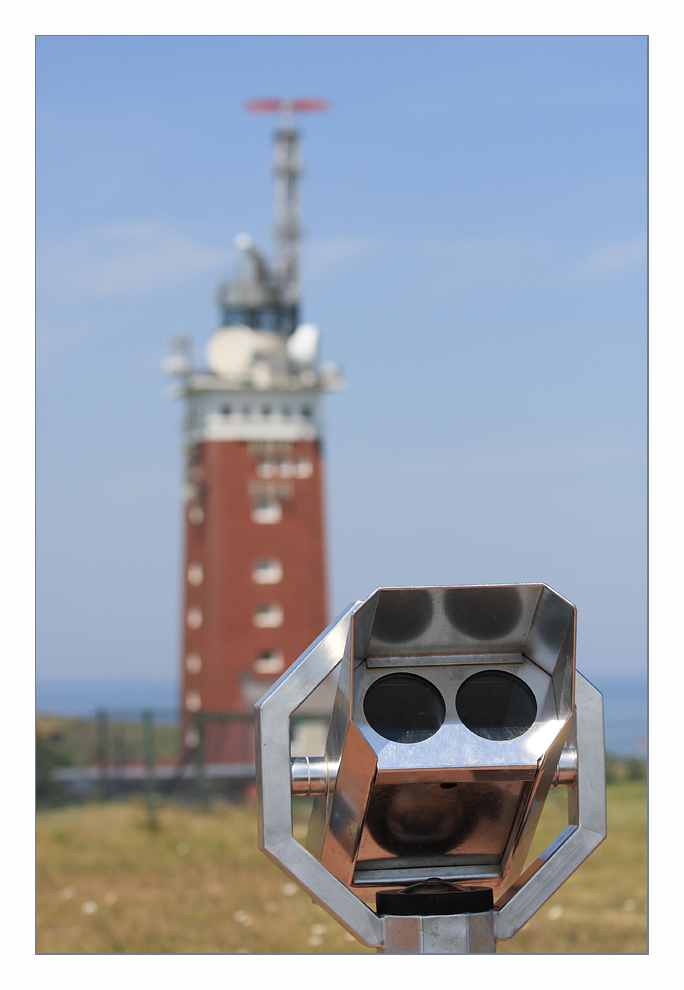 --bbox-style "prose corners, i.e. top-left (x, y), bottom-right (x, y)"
top-left (254, 604), bottom-right (606, 951)
top-left (494, 671), bottom-right (607, 941)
